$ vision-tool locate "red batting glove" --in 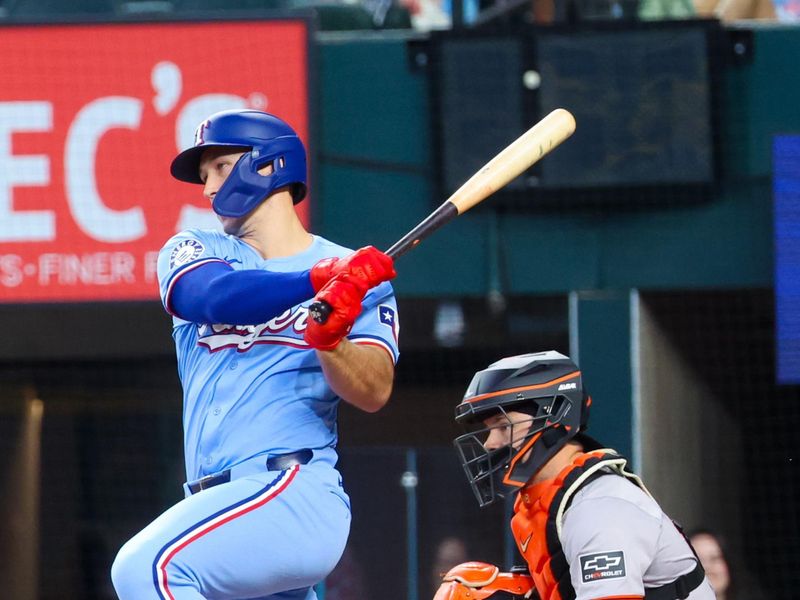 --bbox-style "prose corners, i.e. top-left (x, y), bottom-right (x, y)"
top-left (308, 246), bottom-right (396, 293)
top-left (304, 277), bottom-right (365, 350)
top-left (341, 246), bottom-right (396, 288)
top-left (309, 257), bottom-right (340, 292)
